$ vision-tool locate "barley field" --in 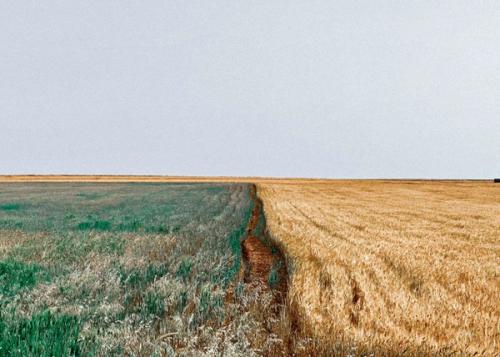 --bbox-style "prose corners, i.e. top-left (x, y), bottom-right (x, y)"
top-left (258, 180), bottom-right (500, 355)
top-left (0, 182), bottom-right (287, 356)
